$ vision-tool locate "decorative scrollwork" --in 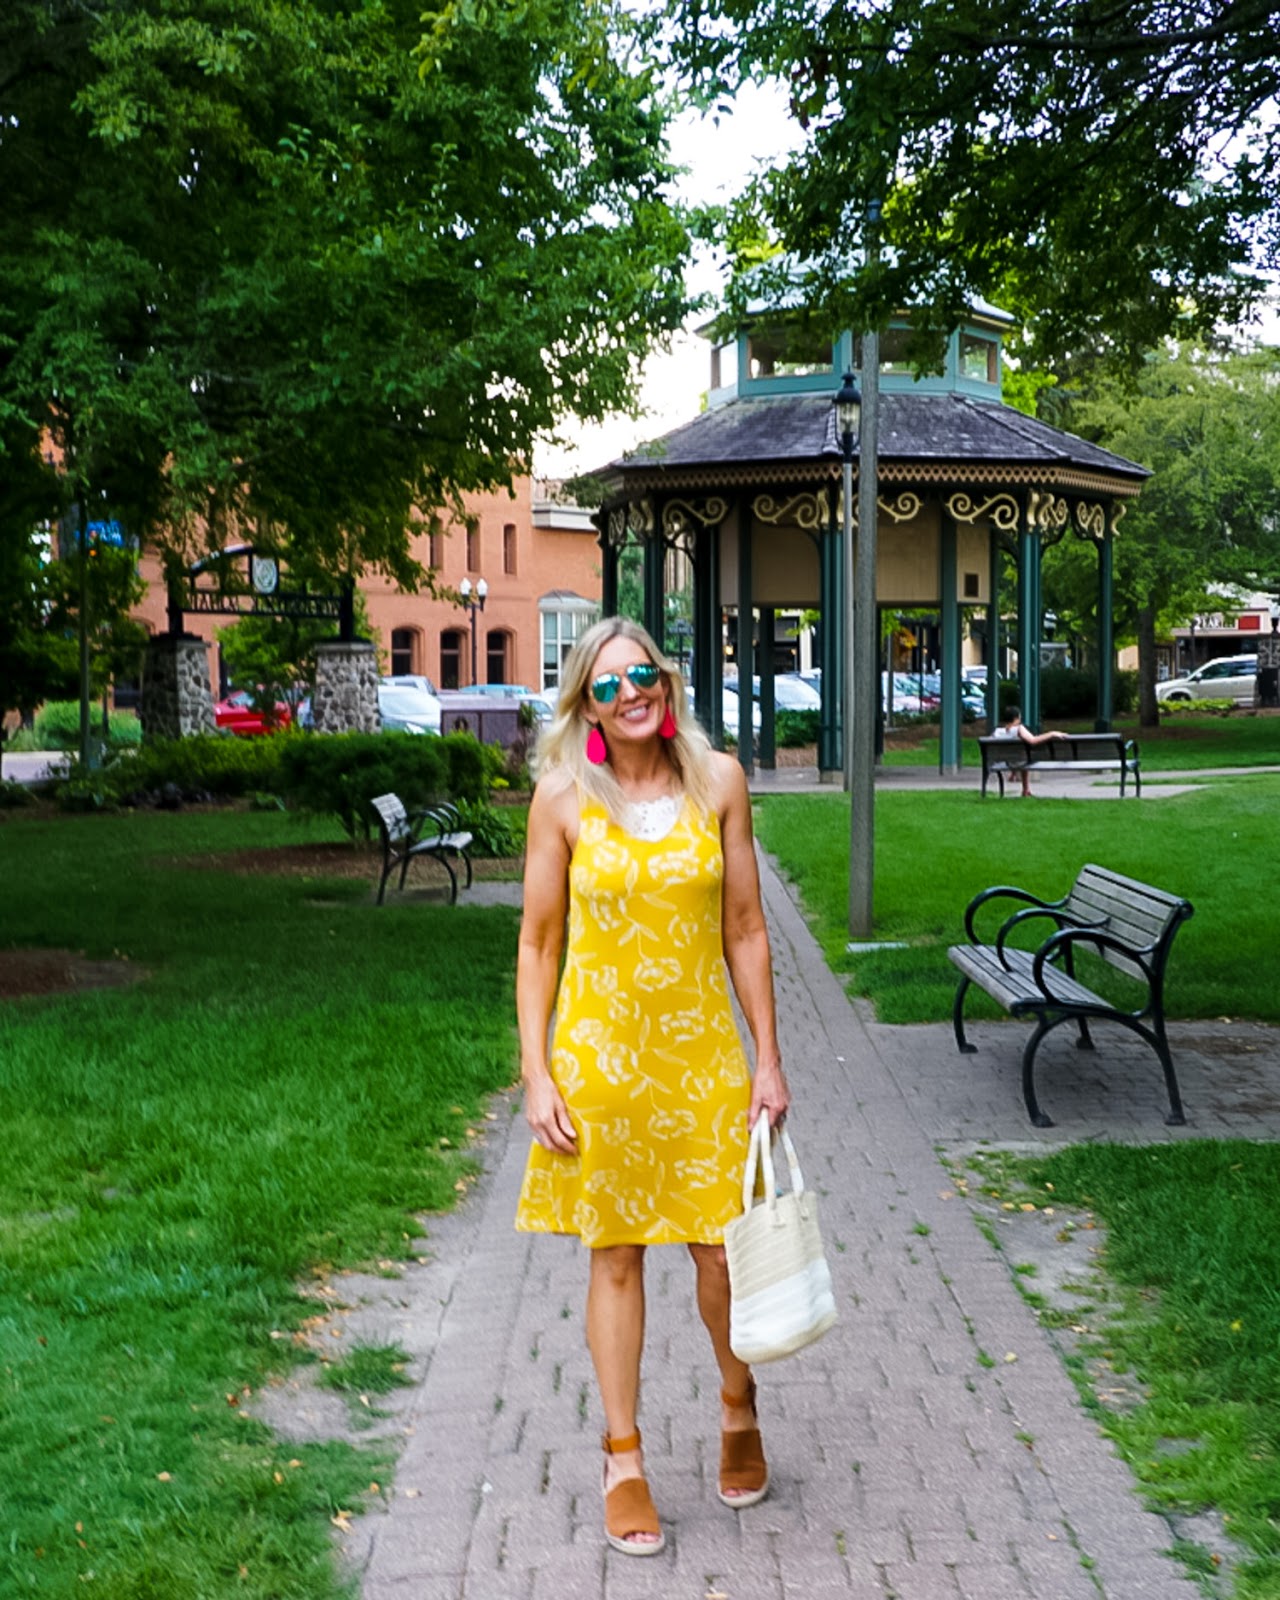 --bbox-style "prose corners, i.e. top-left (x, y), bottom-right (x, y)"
top-left (1028, 491), bottom-right (1069, 534)
top-left (1073, 501), bottom-right (1107, 541)
top-left (752, 491), bottom-right (828, 530)
top-left (1110, 502), bottom-right (1127, 537)
top-left (627, 499), bottom-right (655, 539)
top-left (878, 491), bottom-right (922, 524)
top-left (606, 507), bottom-right (628, 548)
top-left (944, 491), bottom-right (1020, 531)
top-left (663, 497), bottom-right (728, 548)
